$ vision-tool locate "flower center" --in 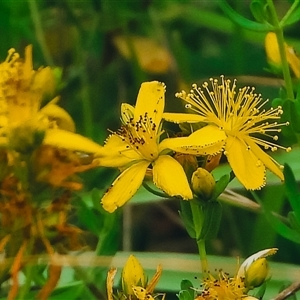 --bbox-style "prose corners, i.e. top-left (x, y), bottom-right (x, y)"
top-left (176, 76), bottom-right (291, 153)
top-left (117, 112), bottom-right (159, 161)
